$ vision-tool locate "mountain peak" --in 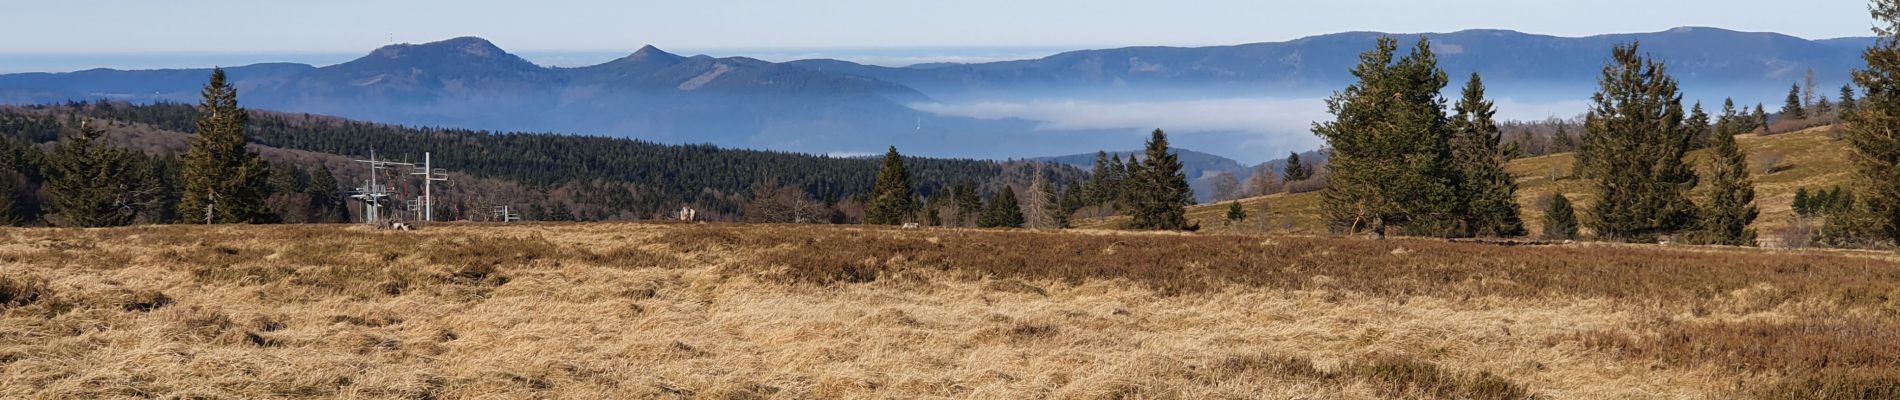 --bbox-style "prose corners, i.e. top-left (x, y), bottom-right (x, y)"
top-left (370, 36), bottom-right (510, 60)
top-left (627, 45), bottom-right (683, 63)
